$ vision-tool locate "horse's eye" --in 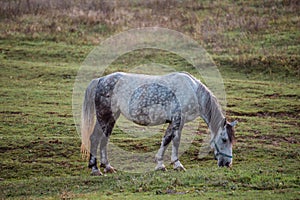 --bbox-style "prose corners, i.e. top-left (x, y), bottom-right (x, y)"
top-left (222, 138), bottom-right (227, 143)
